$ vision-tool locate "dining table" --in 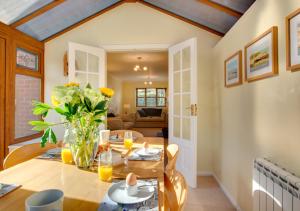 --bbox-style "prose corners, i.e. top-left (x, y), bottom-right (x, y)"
top-left (0, 137), bottom-right (165, 211)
